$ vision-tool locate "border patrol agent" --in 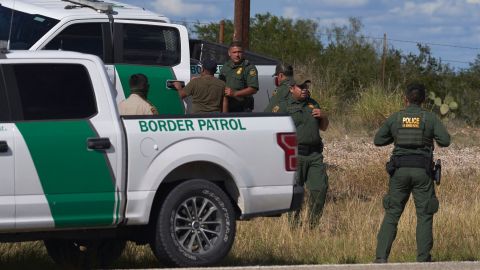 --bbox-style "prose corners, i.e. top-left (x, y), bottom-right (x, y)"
top-left (269, 76), bottom-right (329, 227)
top-left (119, 73), bottom-right (158, 116)
top-left (374, 83), bottom-right (451, 263)
top-left (219, 41), bottom-right (259, 112)
top-left (264, 62), bottom-right (293, 112)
